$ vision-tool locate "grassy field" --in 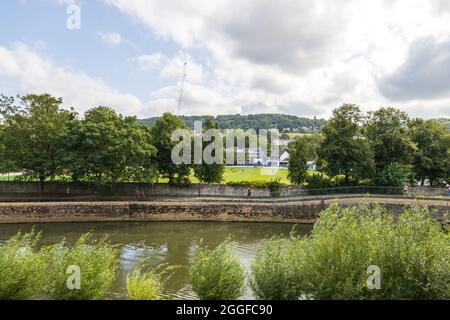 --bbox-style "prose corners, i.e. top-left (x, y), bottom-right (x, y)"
top-left (222, 167), bottom-right (289, 184)
top-left (187, 167), bottom-right (290, 184)
top-left (0, 167), bottom-right (291, 184)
